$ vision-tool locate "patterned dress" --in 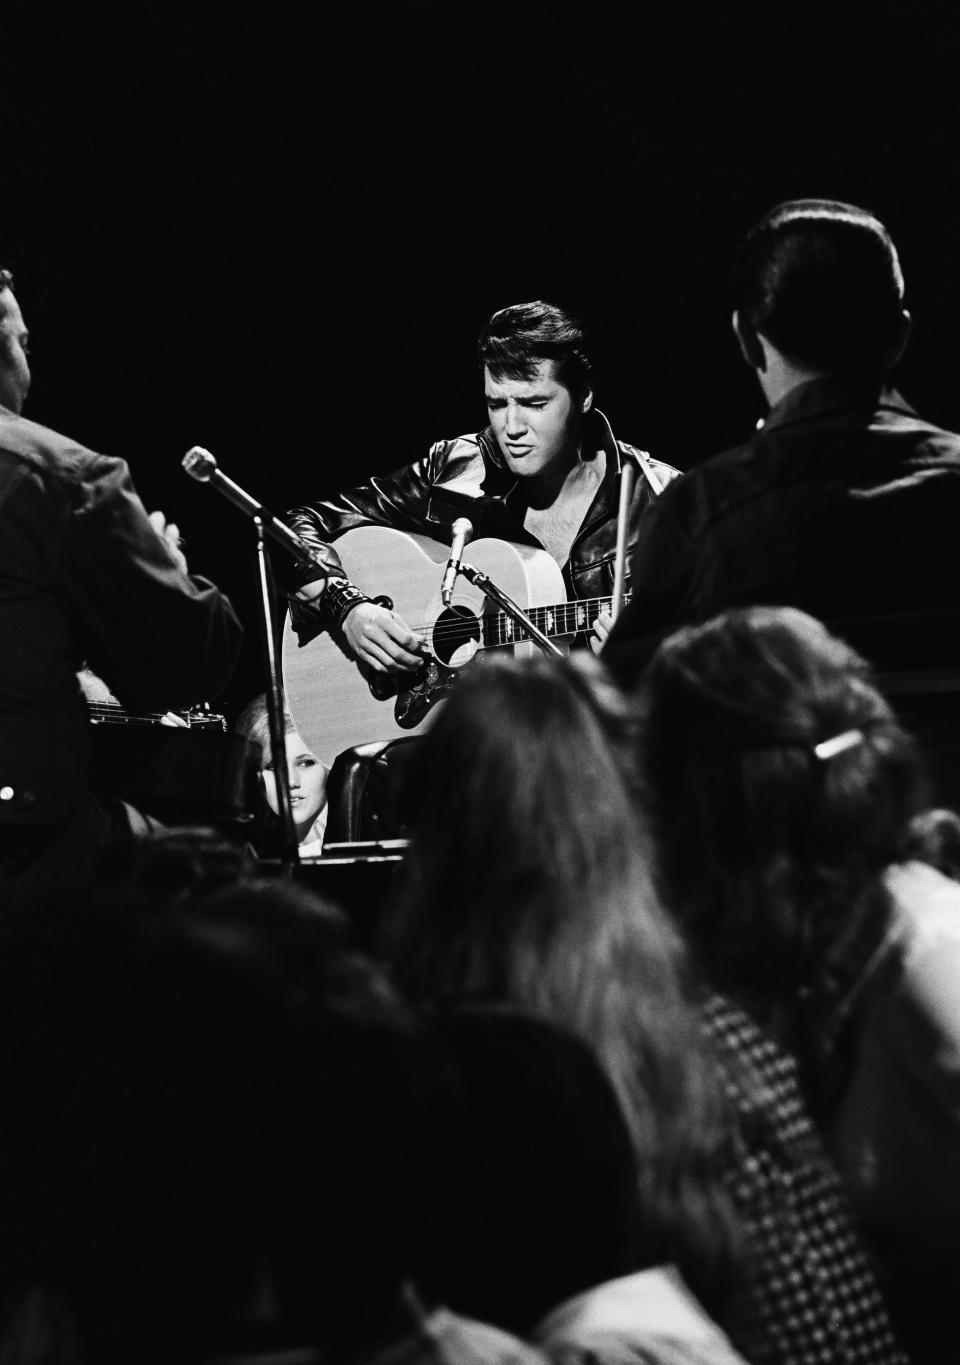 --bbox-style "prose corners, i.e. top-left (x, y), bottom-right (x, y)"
top-left (701, 996), bottom-right (906, 1365)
